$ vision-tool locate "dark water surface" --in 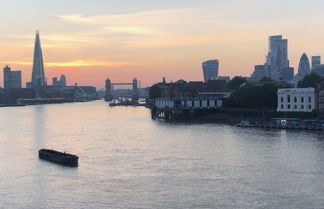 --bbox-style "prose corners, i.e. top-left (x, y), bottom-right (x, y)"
top-left (0, 101), bottom-right (324, 209)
